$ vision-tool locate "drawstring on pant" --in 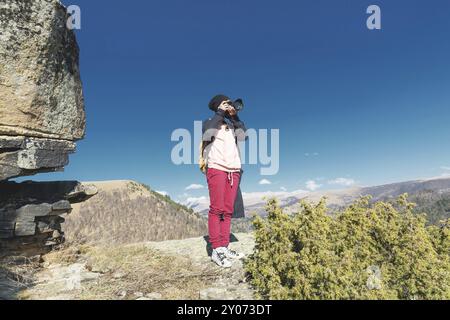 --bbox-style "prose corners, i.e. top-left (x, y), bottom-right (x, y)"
top-left (227, 172), bottom-right (234, 187)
